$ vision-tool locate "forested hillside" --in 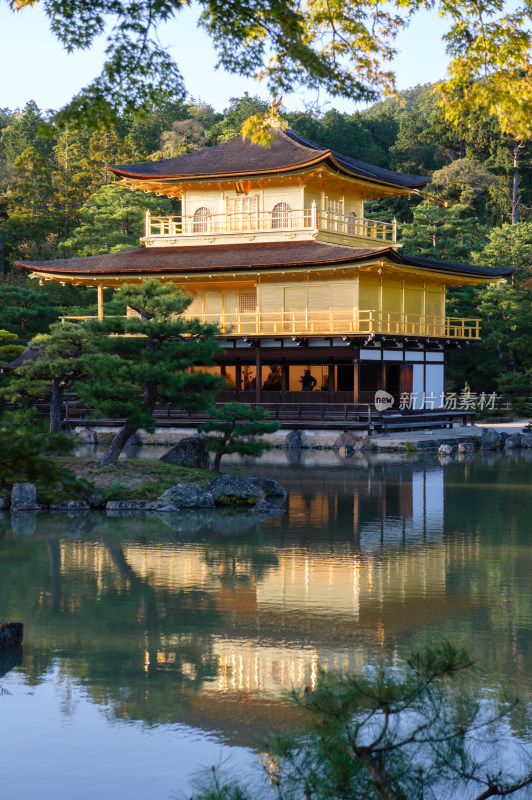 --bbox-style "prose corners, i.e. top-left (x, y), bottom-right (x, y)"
top-left (1, 88), bottom-right (531, 401)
